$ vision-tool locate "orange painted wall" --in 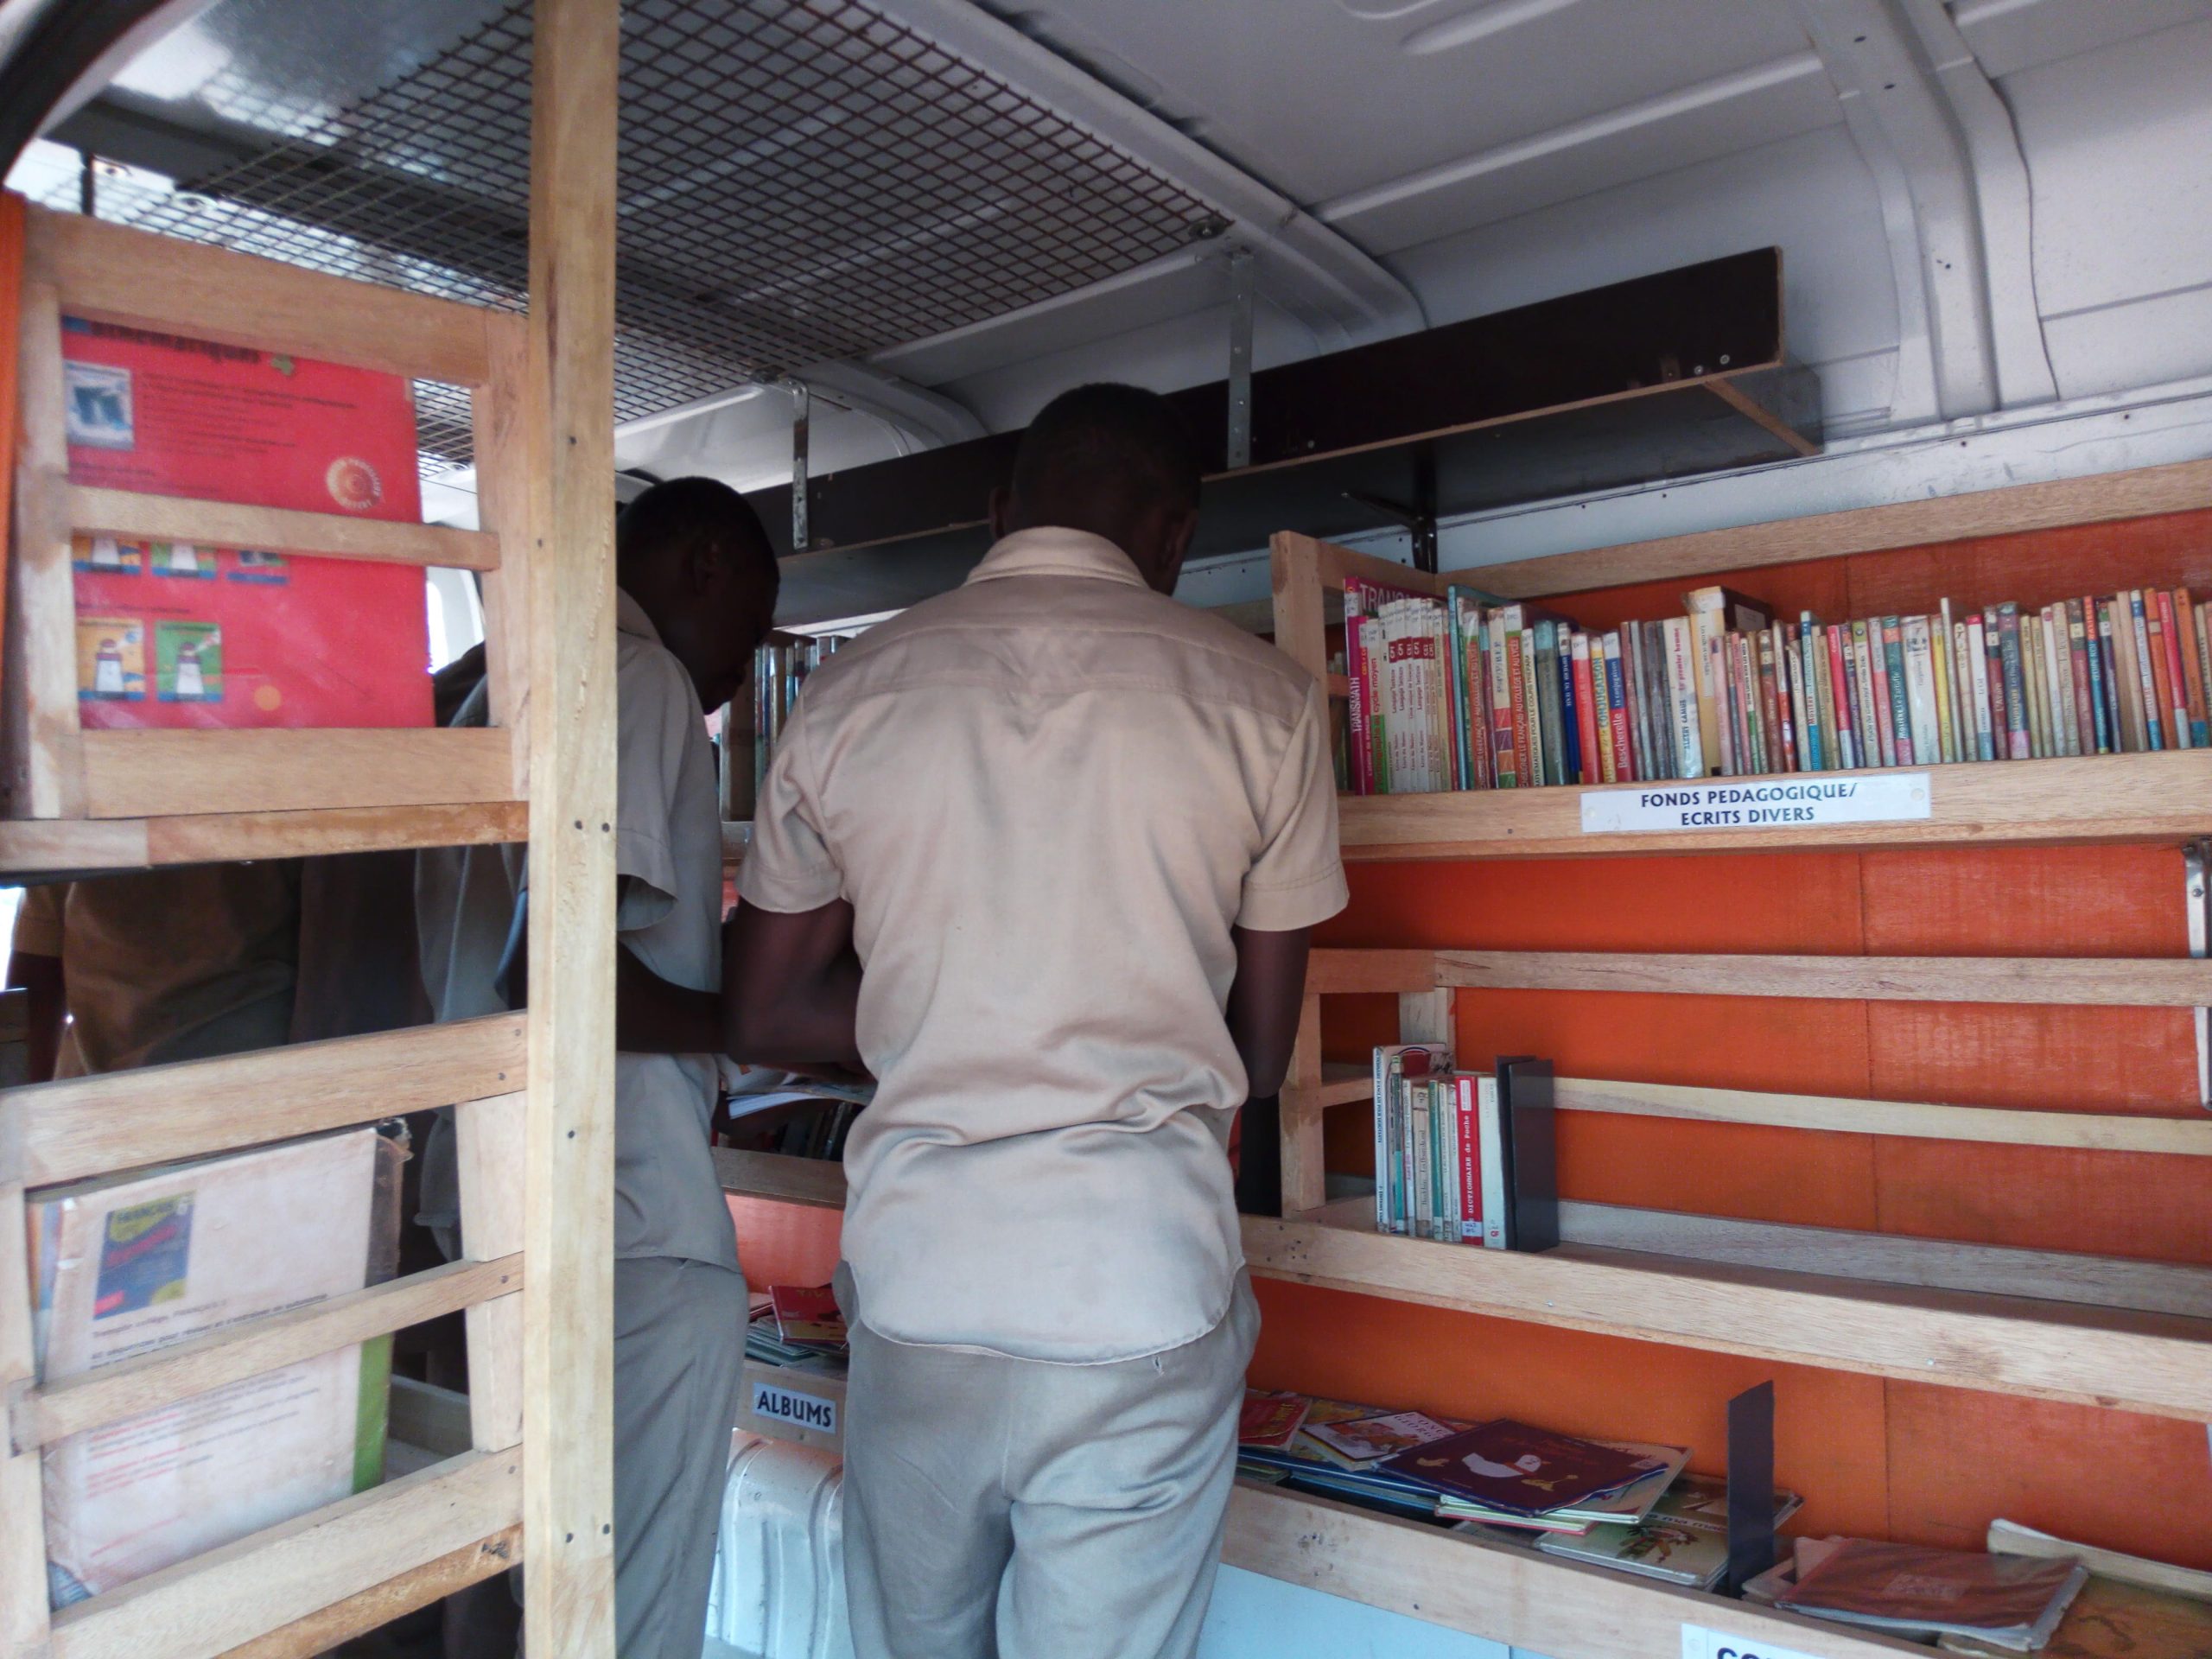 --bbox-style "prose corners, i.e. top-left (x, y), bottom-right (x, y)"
top-left (1265, 510), bottom-right (2212, 1571)
top-left (729, 506), bottom-right (2212, 1574)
